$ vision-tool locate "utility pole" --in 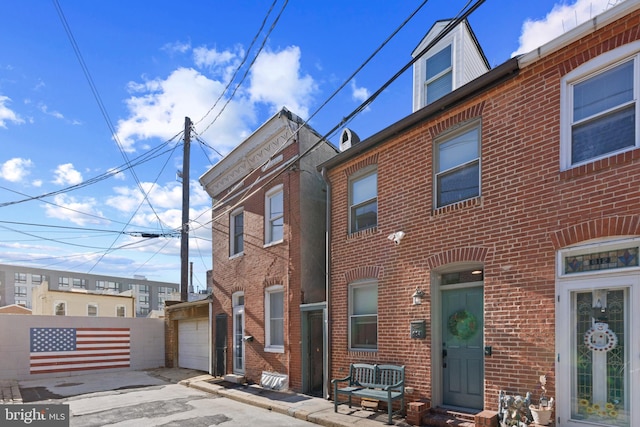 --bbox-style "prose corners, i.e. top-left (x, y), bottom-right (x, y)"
top-left (180, 116), bottom-right (191, 302)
